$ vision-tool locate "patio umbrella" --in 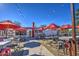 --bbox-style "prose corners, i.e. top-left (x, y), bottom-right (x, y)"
top-left (45, 23), bottom-right (59, 39)
top-left (15, 27), bottom-right (26, 32)
top-left (0, 20), bottom-right (20, 29)
top-left (60, 24), bottom-right (72, 36)
top-left (61, 24), bottom-right (72, 29)
top-left (45, 23), bottom-right (58, 30)
top-left (60, 25), bottom-right (79, 36)
top-left (38, 27), bottom-right (45, 32)
top-left (15, 27), bottom-right (27, 42)
top-left (0, 20), bottom-right (21, 38)
top-left (15, 27), bottom-right (26, 38)
top-left (0, 24), bottom-right (5, 30)
top-left (76, 25), bottom-right (79, 28)
top-left (61, 25), bottom-right (79, 29)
